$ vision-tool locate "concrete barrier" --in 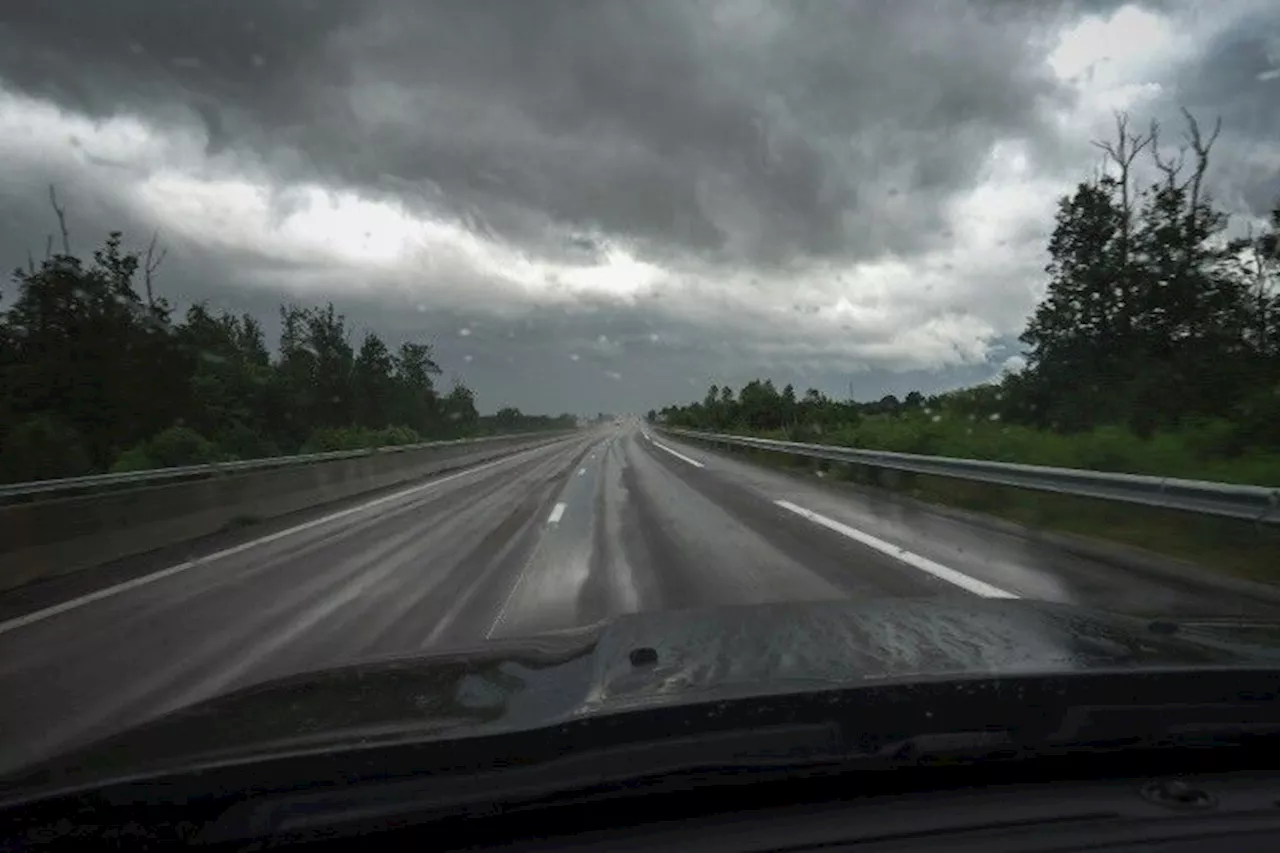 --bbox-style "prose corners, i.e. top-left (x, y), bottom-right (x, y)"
top-left (0, 432), bottom-right (573, 592)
